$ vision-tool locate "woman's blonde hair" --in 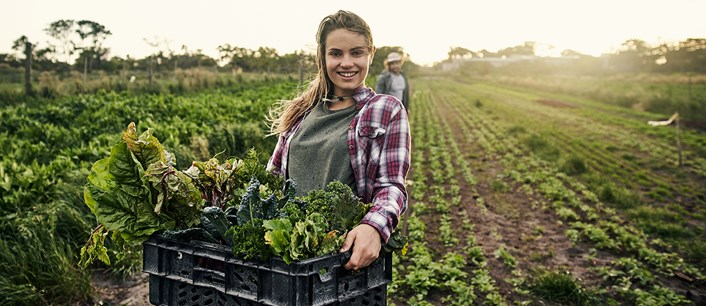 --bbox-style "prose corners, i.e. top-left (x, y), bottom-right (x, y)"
top-left (267, 10), bottom-right (374, 135)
